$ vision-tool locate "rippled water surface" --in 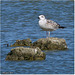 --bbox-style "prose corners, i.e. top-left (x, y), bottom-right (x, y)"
top-left (1, 1), bottom-right (74, 74)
